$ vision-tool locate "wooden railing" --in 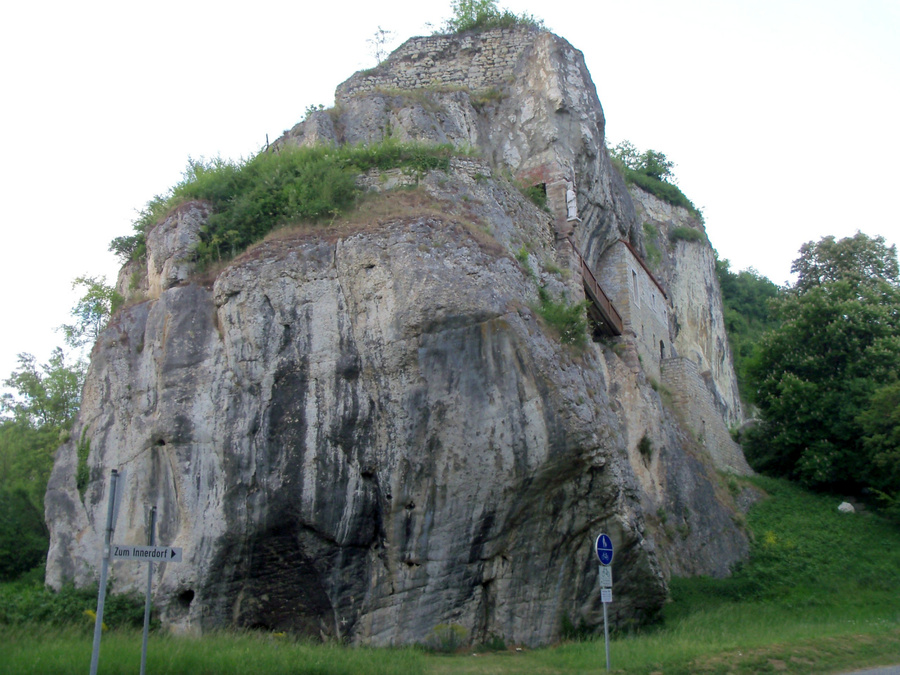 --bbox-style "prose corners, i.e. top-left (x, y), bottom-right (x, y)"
top-left (569, 241), bottom-right (623, 337)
